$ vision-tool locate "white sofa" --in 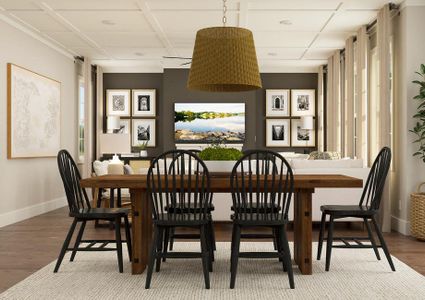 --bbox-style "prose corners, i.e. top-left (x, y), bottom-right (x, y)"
top-left (211, 157), bottom-right (370, 222)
